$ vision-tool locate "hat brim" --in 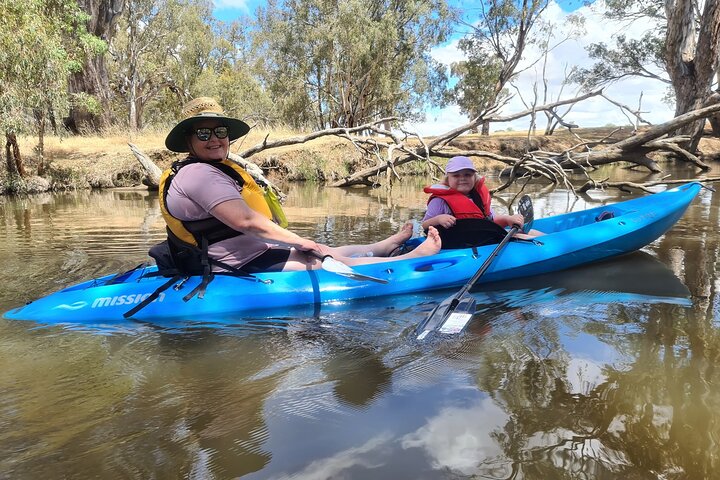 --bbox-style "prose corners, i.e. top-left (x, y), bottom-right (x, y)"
top-left (445, 166), bottom-right (477, 173)
top-left (164, 113), bottom-right (250, 153)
